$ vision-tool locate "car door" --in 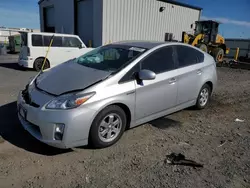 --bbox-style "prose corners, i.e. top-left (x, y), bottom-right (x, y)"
top-left (174, 45), bottom-right (205, 105)
top-left (135, 46), bottom-right (178, 121)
